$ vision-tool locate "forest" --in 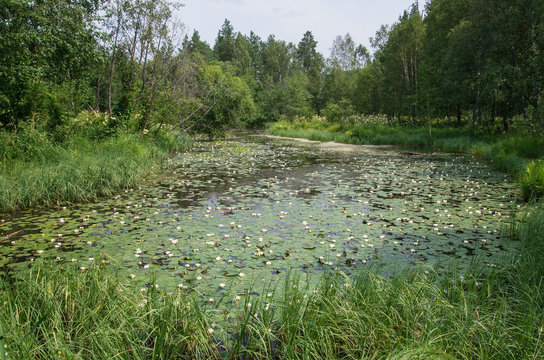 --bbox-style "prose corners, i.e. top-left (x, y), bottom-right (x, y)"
top-left (2, 0), bottom-right (543, 136)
